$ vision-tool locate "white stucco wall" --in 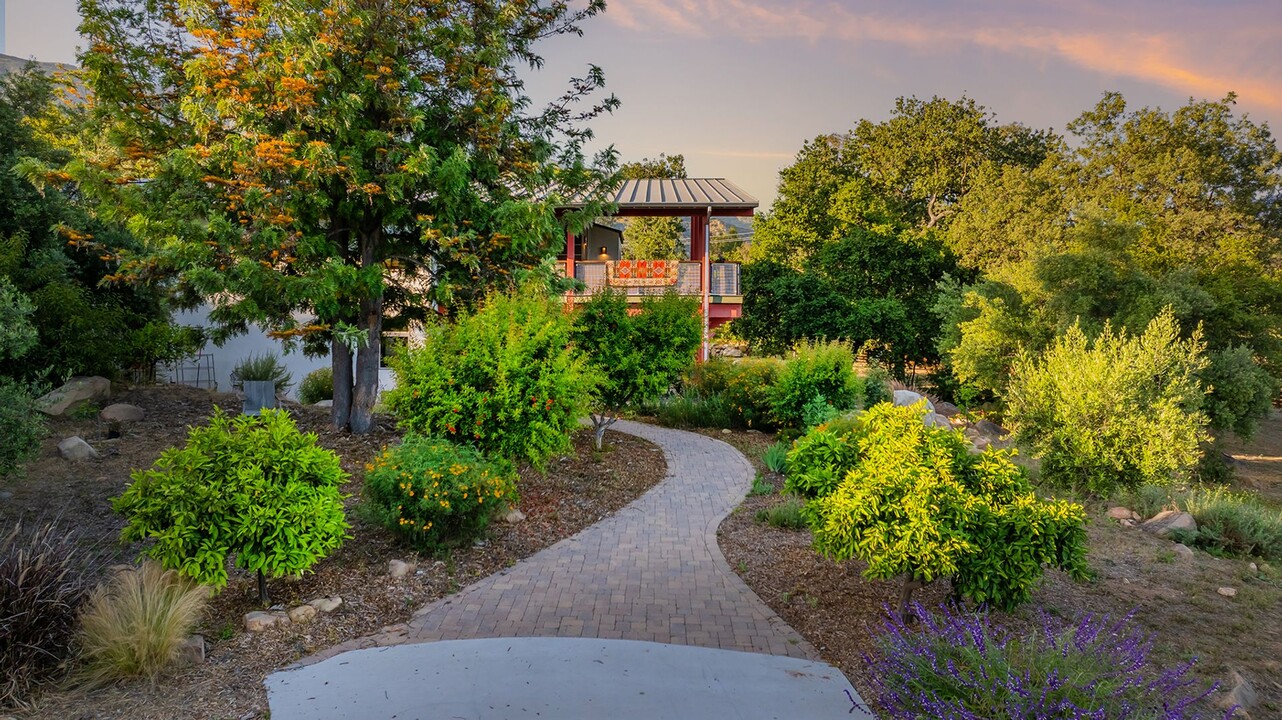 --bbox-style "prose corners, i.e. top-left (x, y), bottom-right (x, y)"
top-left (164, 305), bottom-right (395, 401)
